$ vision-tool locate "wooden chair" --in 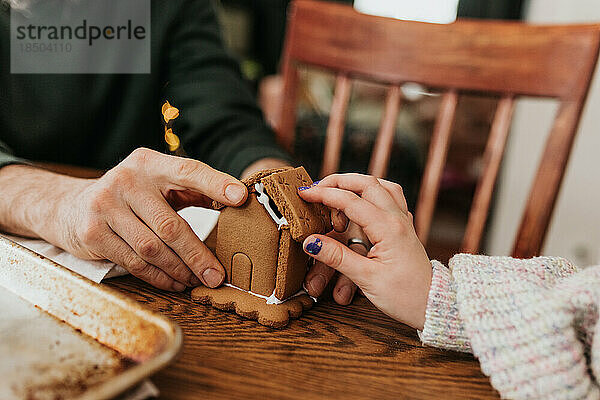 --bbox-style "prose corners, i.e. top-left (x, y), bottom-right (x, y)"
top-left (268, 0), bottom-right (600, 258)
